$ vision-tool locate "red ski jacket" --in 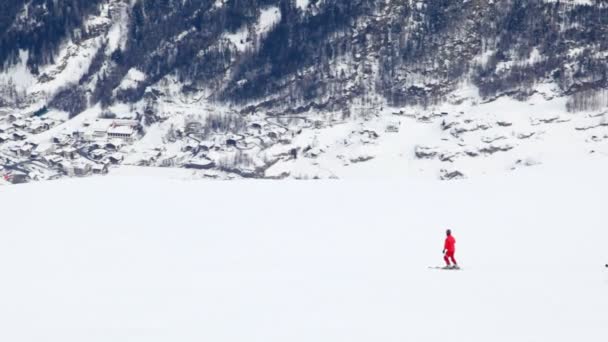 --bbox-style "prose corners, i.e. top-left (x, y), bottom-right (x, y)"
top-left (444, 235), bottom-right (456, 252)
